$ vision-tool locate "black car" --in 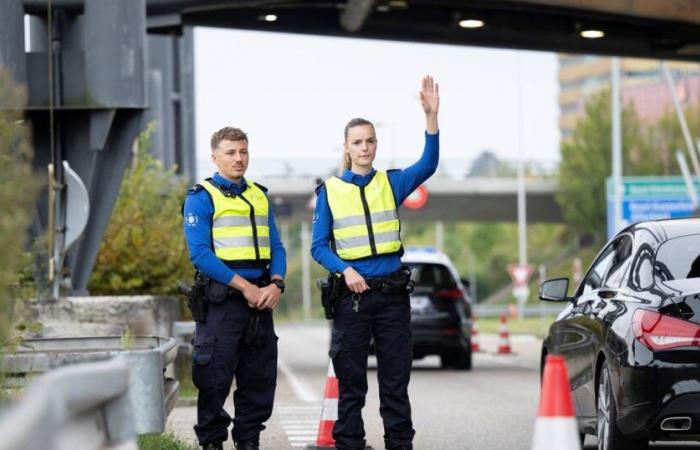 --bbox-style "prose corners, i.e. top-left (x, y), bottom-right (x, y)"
top-left (539, 218), bottom-right (700, 449)
top-left (403, 248), bottom-right (473, 370)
